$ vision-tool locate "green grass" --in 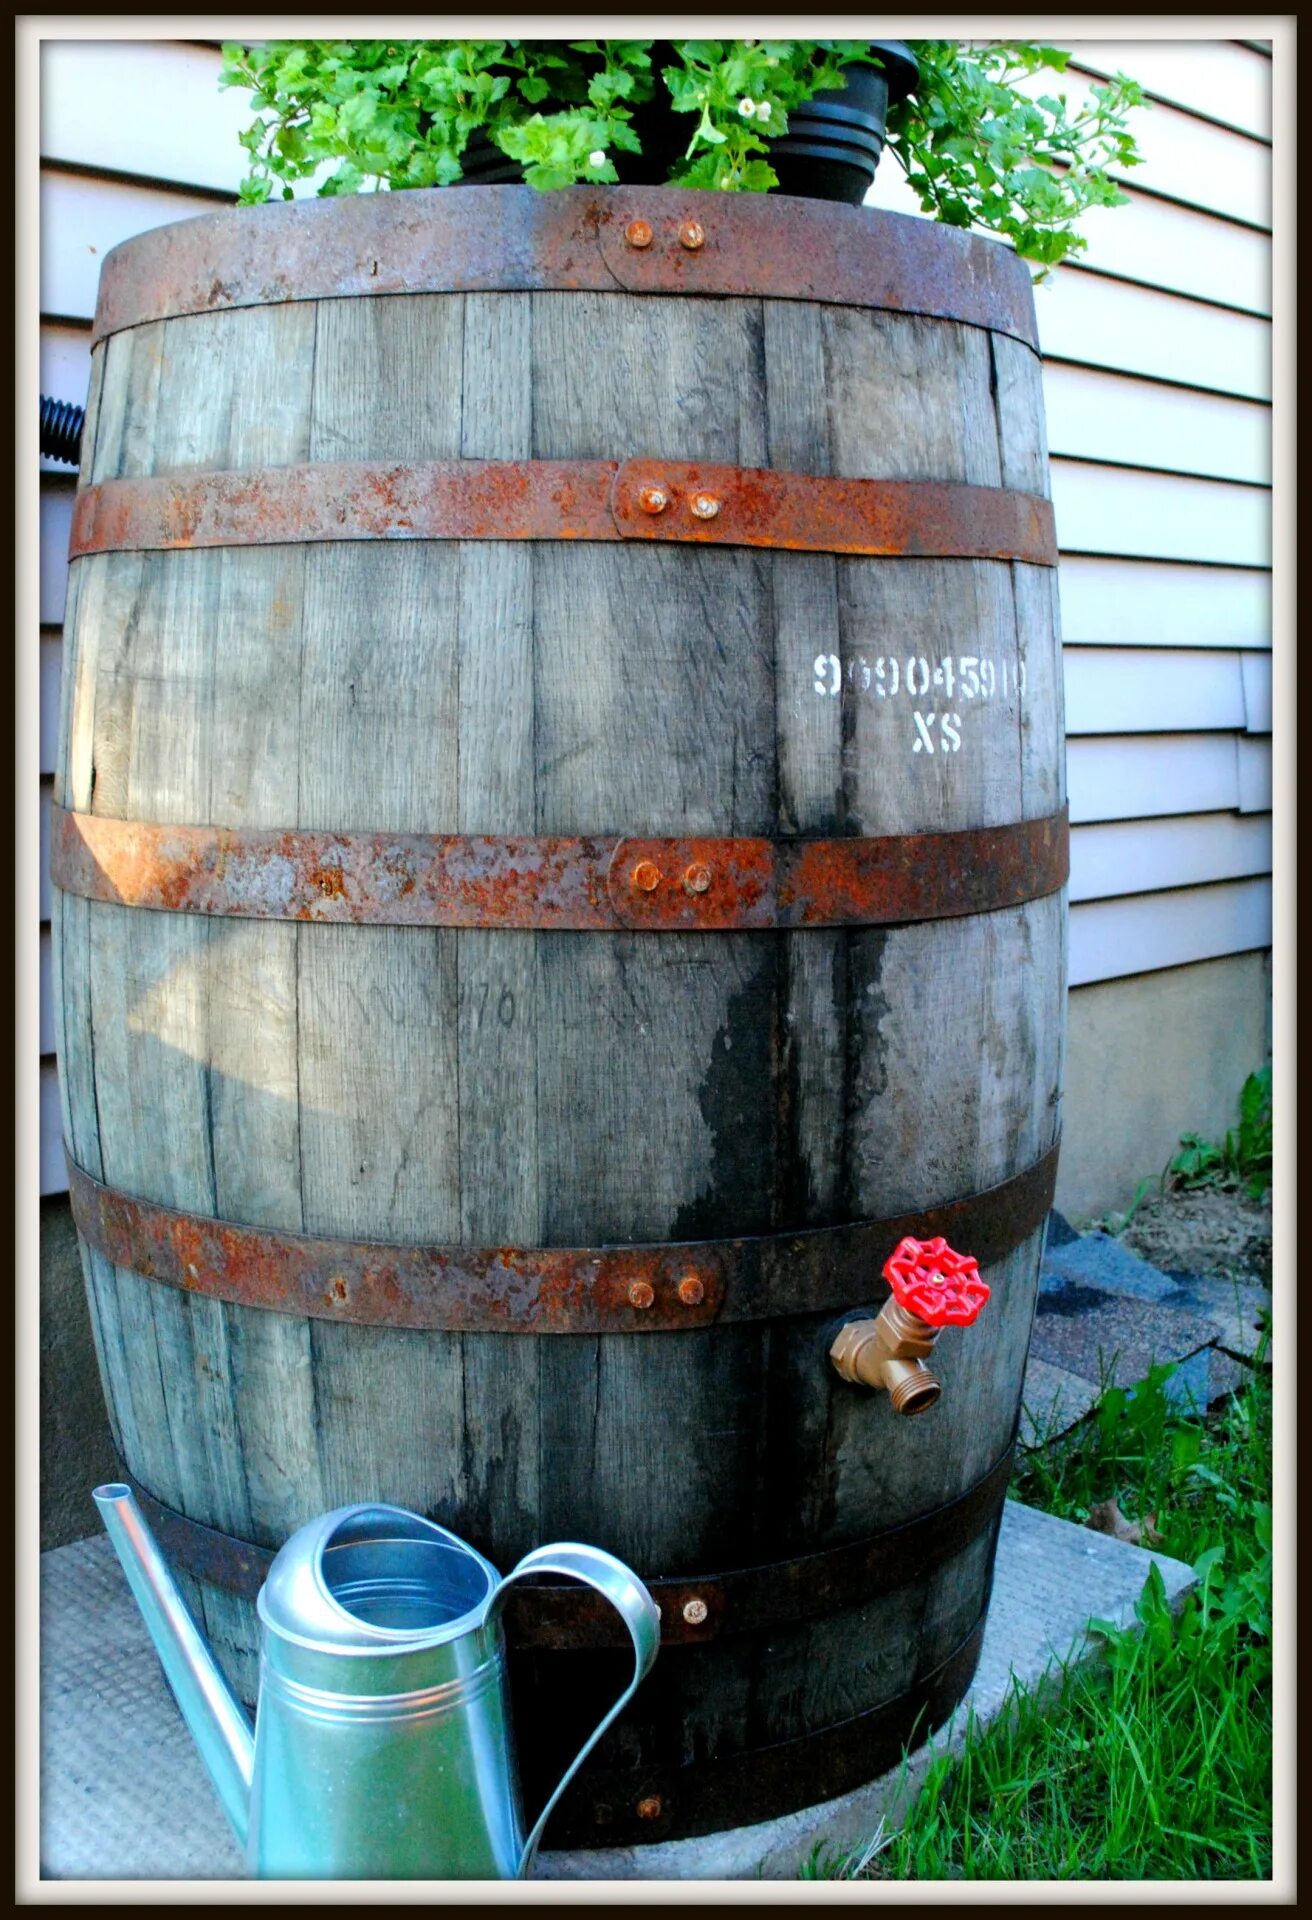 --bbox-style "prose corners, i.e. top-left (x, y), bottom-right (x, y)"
top-left (808, 1345), bottom-right (1273, 1881)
